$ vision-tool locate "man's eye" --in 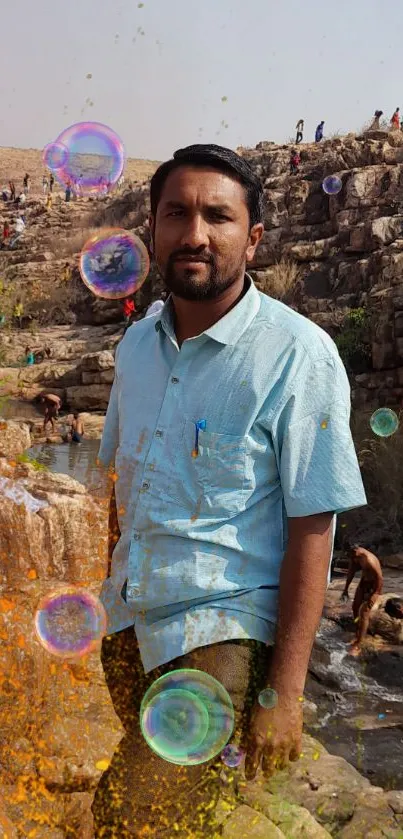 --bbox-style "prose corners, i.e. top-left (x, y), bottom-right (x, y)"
top-left (210, 212), bottom-right (229, 222)
top-left (168, 210), bottom-right (184, 217)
